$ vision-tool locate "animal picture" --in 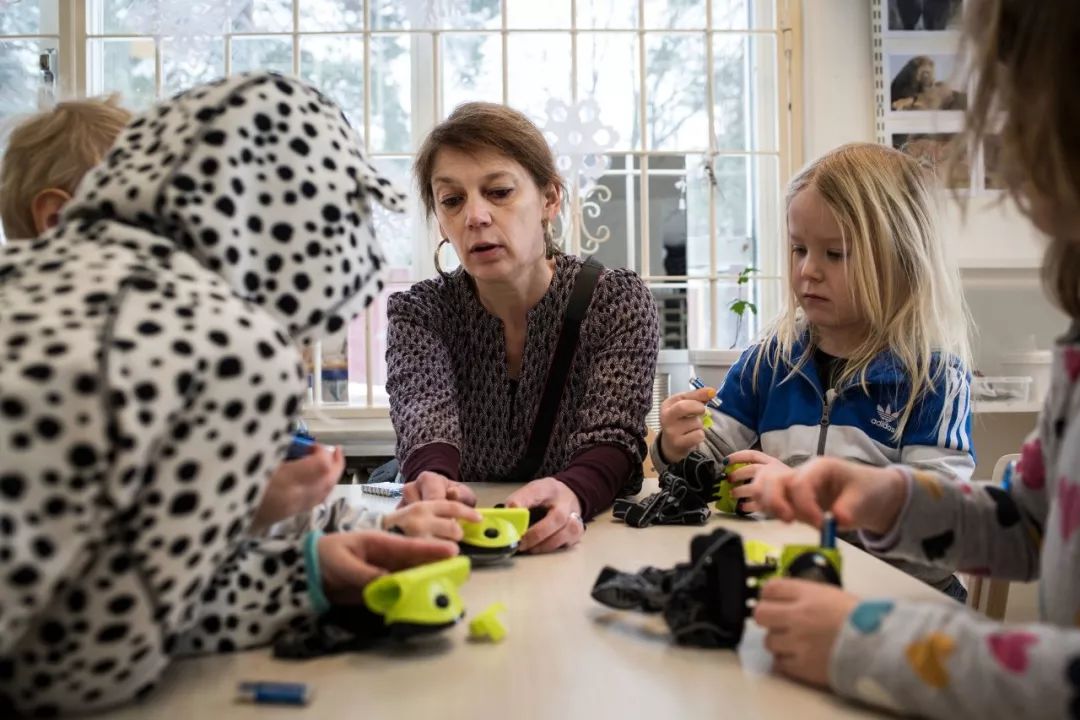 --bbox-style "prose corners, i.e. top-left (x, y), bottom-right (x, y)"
top-left (888, 0), bottom-right (963, 31)
top-left (893, 133), bottom-right (971, 189)
top-left (890, 55), bottom-right (967, 111)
